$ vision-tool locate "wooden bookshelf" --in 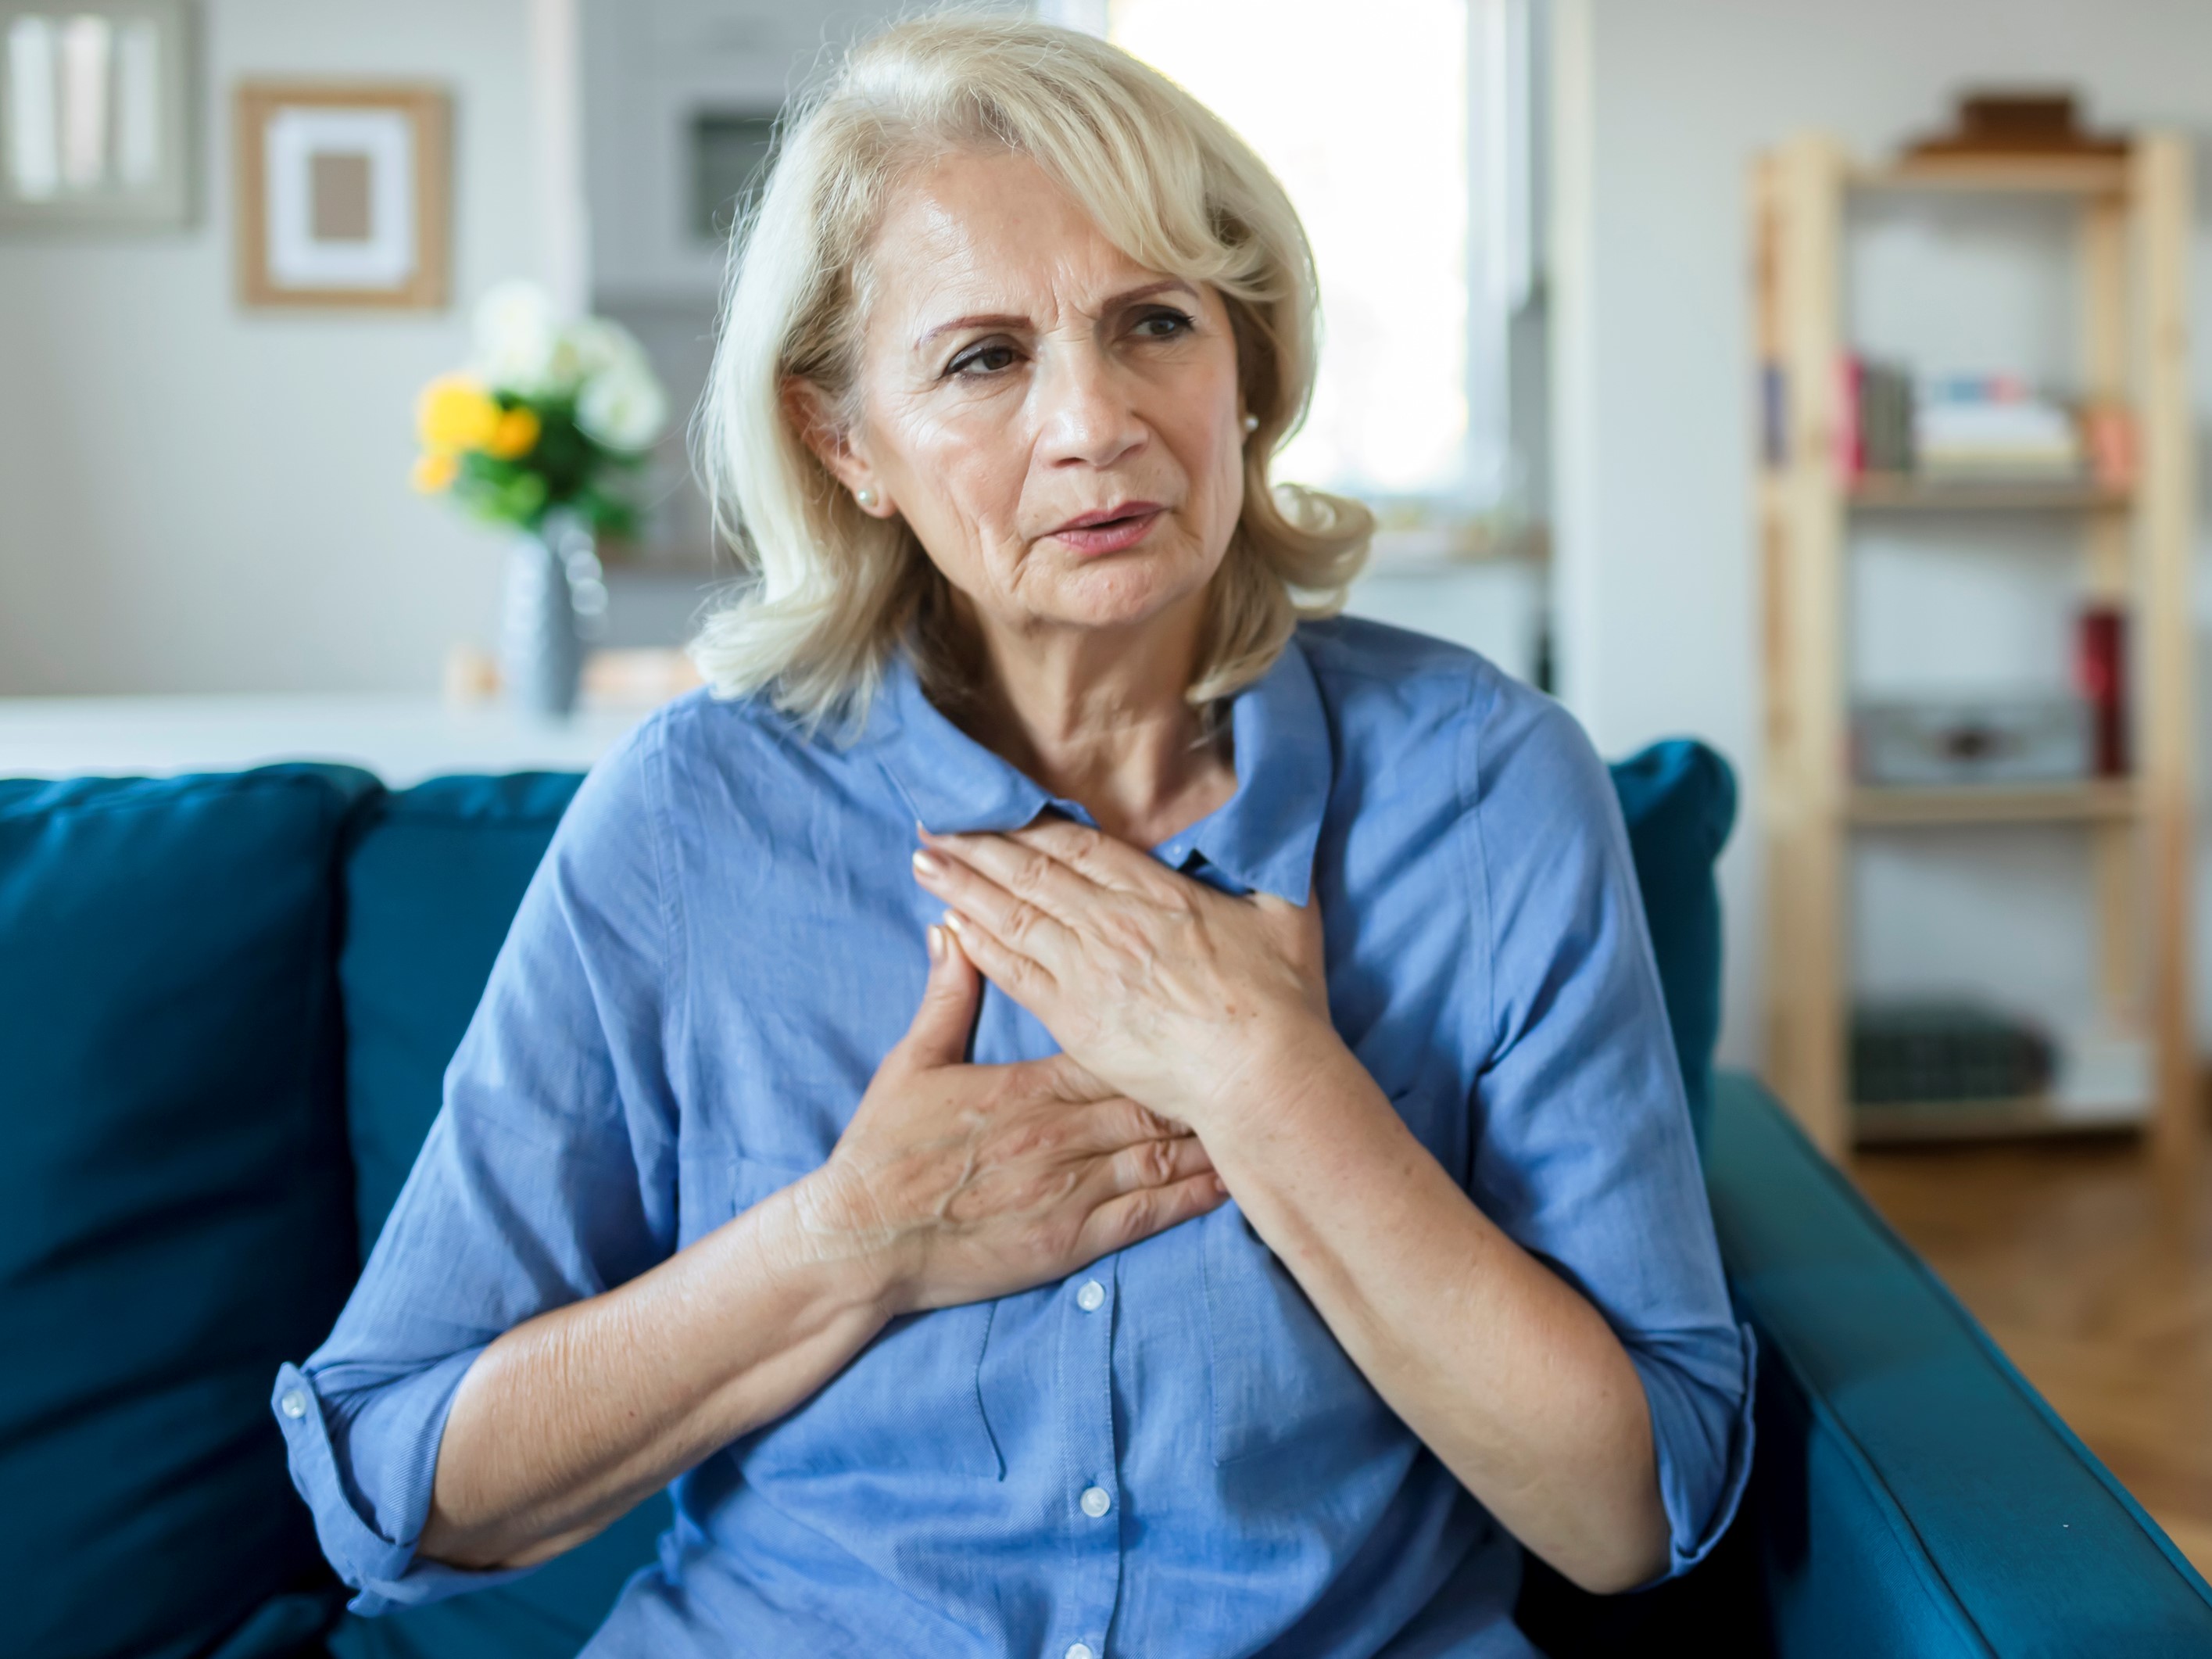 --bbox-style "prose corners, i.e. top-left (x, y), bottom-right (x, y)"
top-left (1752, 133), bottom-right (2196, 1166)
